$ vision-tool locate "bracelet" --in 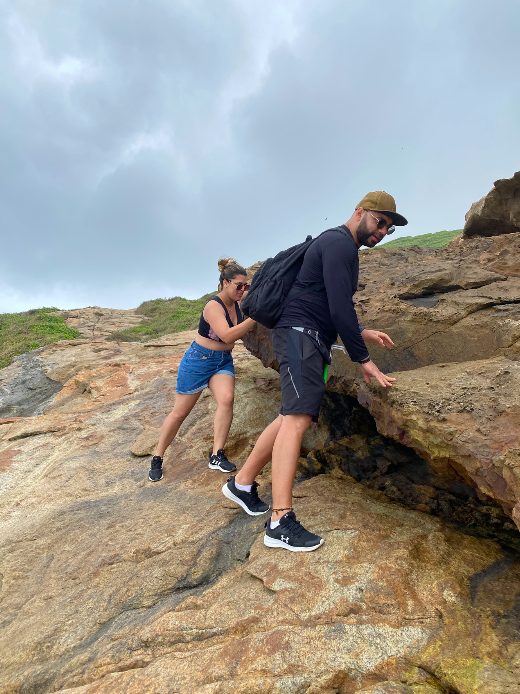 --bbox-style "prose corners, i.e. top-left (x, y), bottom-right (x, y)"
top-left (359, 357), bottom-right (371, 365)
